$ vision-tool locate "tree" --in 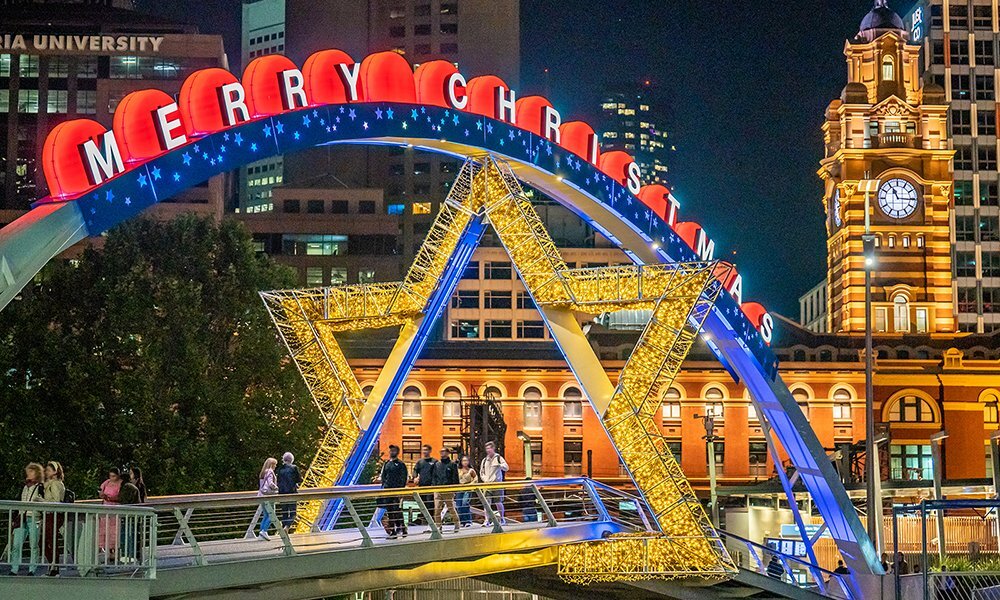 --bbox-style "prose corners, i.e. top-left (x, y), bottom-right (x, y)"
top-left (0, 215), bottom-right (321, 500)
